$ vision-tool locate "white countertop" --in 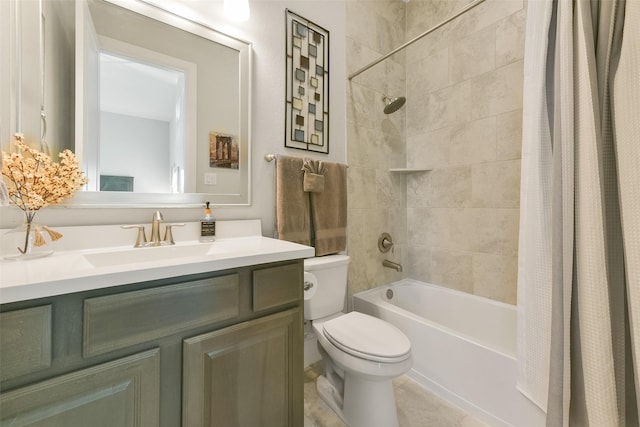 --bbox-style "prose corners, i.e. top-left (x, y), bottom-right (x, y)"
top-left (0, 220), bottom-right (315, 304)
